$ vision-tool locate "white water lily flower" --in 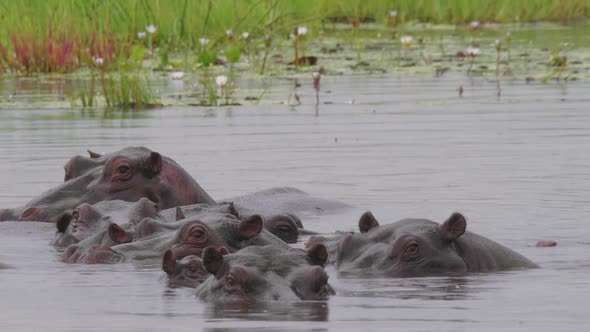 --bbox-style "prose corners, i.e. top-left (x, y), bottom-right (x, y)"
top-left (470, 21), bottom-right (479, 29)
top-left (466, 46), bottom-right (480, 57)
top-left (147, 25), bottom-right (157, 34)
top-left (137, 31), bottom-right (146, 39)
top-left (199, 37), bottom-right (209, 46)
top-left (226, 29), bottom-right (233, 37)
top-left (93, 57), bottom-right (104, 65)
top-left (389, 10), bottom-right (398, 17)
top-left (400, 36), bottom-right (413, 48)
top-left (297, 26), bottom-right (307, 36)
top-left (312, 72), bottom-right (320, 80)
top-left (216, 75), bottom-right (228, 87)
top-left (242, 32), bottom-right (250, 39)
top-left (170, 71), bottom-right (184, 80)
